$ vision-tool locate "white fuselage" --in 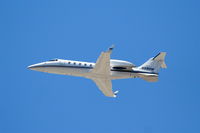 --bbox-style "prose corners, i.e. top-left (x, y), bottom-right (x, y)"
top-left (28, 59), bottom-right (158, 80)
top-left (28, 47), bottom-right (166, 97)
